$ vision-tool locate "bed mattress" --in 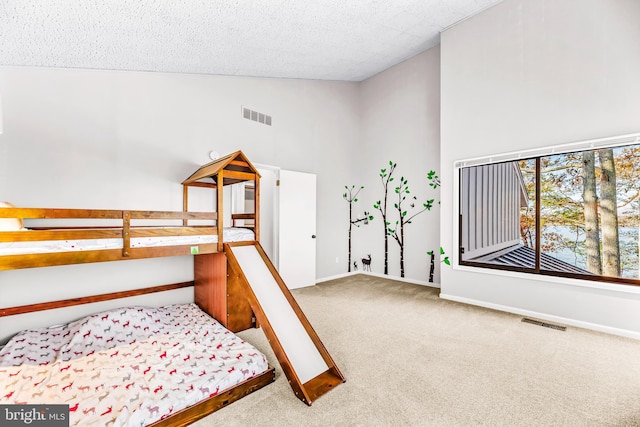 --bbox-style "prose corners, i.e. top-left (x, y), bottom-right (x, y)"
top-left (0, 303), bottom-right (269, 426)
top-left (0, 227), bottom-right (254, 255)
